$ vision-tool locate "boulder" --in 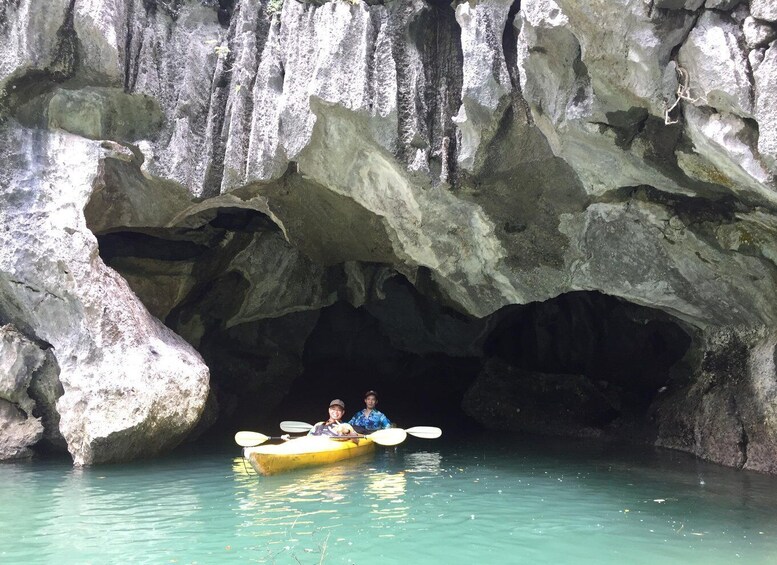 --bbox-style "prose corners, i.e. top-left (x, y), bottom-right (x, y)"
top-left (655, 328), bottom-right (777, 473)
top-left (0, 125), bottom-right (210, 465)
top-left (0, 325), bottom-right (46, 459)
